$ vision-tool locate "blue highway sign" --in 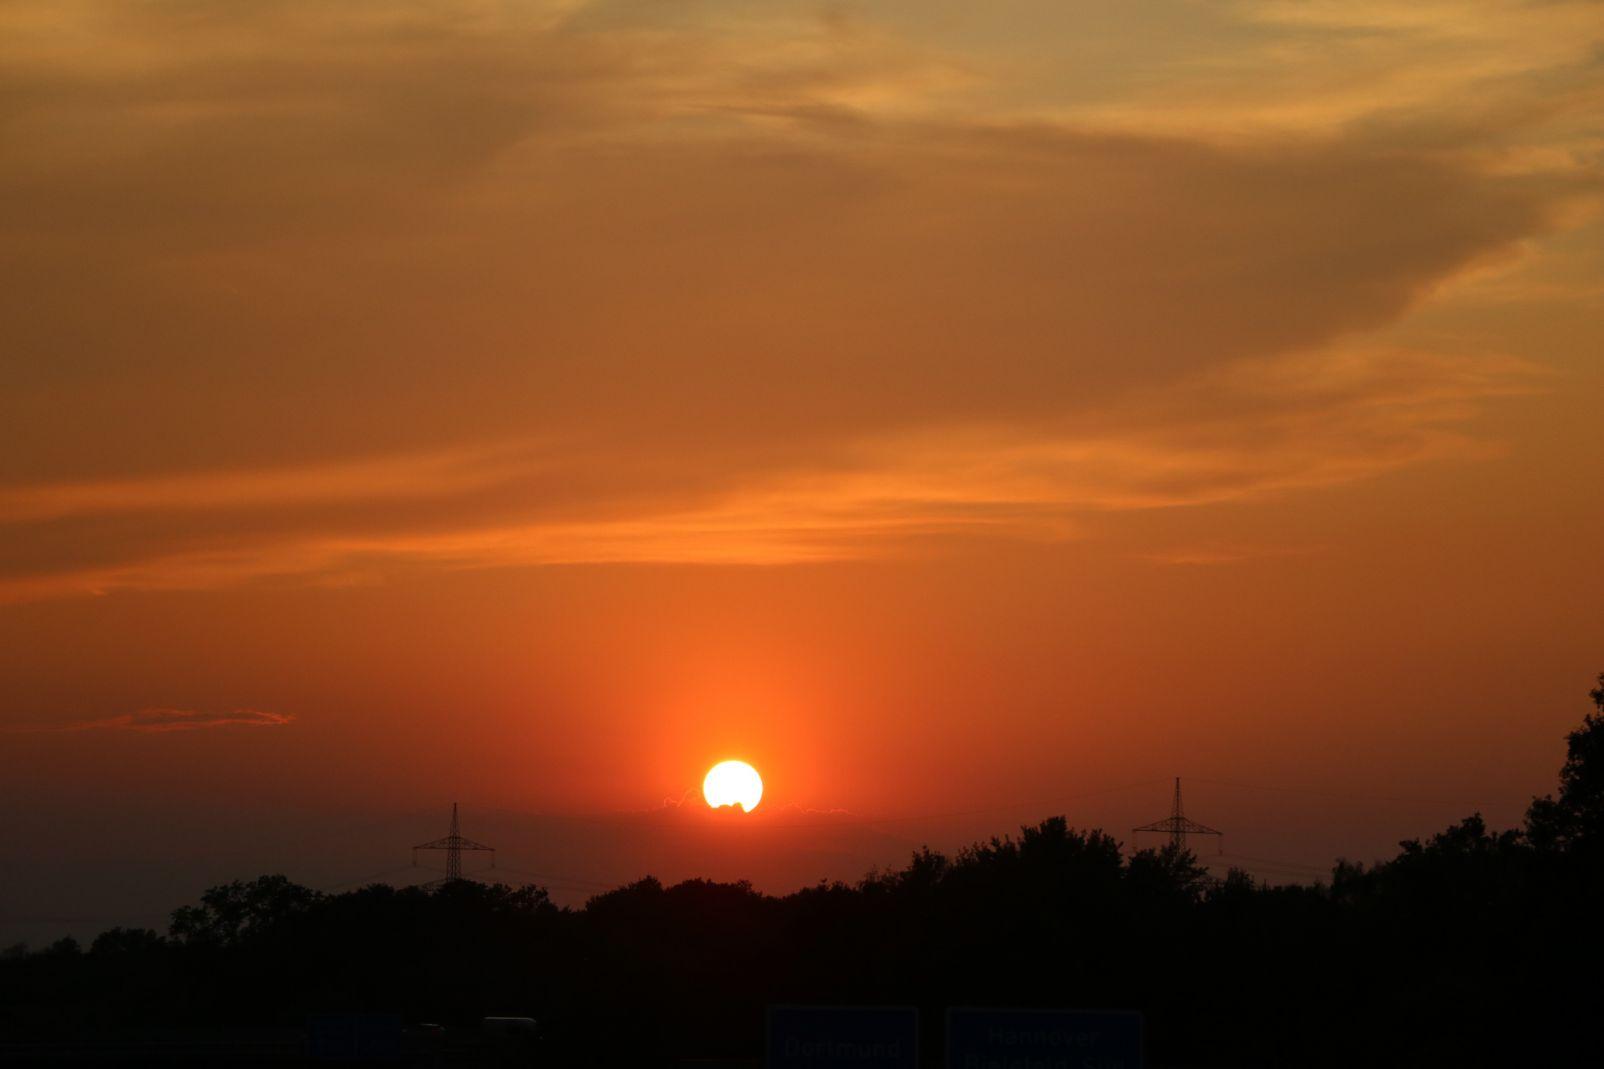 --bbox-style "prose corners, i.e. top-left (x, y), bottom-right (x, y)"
top-left (947, 1008), bottom-right (1143, 1069)
top-left (767, 1005), bottom-right (919, 1069)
